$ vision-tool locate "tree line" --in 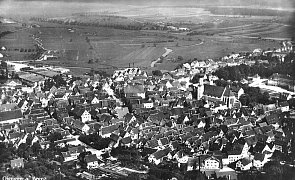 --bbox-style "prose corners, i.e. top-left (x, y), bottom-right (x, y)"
top-left (213, 61), bottom-right (295, 82)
